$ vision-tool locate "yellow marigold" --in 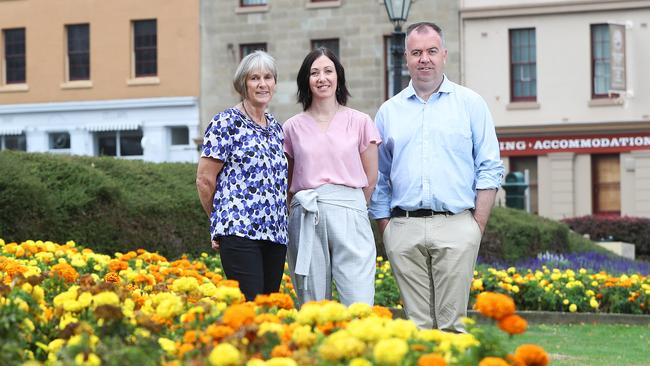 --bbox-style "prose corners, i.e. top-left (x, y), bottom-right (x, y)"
top-left (348, 302), bottom-right (373, 318)
top-left (291, 325), bottom-right (317, 348)
top-left (319, 331), bottom-right (366, 361)
top-left (497, 314), bottom-right (528, 335)
top-left (515, 344), bottom-right (549, 366)
top-left (386, 318), bottom-right (418, 339)
top-left (474, 292), bottom-right (516, 320)
top-left (209, 343), bottom-right (241, 366)
top-left (74, 352), bottom-right (101, 366)
top-left (158, 337), bottom-right (177, 355)
top-left (222, 303), bottom-right (256, 329)
top-left (93, 291), bottom-right (120, 308)
top-left (373, 338), bottom-right (408, 366)
top-left (50, 263), bottom-right (79, 283)
top-left (569, 304), bottom-right (577, 313)
top-left (349, 358), bottom-right (373, 366)
top-left (418, 353), bottom-right (447, 366)
top-left (478, 357), bottom-right (510, 366)
top-left (172, 277), bottom-right (200, 293)
top-left (255, 313), bottom-right (281, 324)
top-left (265, 358), bottom-right (298, 366)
